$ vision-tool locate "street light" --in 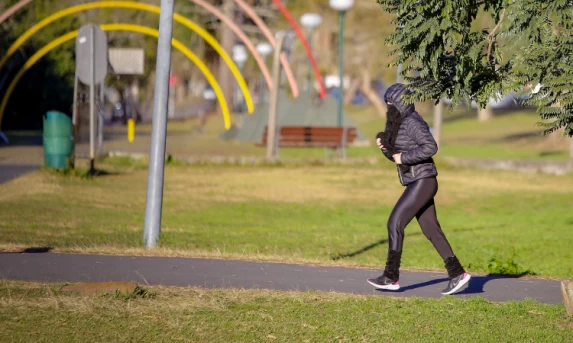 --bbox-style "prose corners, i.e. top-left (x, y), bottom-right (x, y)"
top-left (300, 13), bottom-right (322, 99)
top-left (232, 44), bottom-right (248, 113)
top-left (329, 0), bottom-right (354, 127)
top-left (233, 44), bottom-right (248, 66)
top-left (256, 42), bottom-right (273, 105)
top-left (256, 42), bottom-right (272, 57)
